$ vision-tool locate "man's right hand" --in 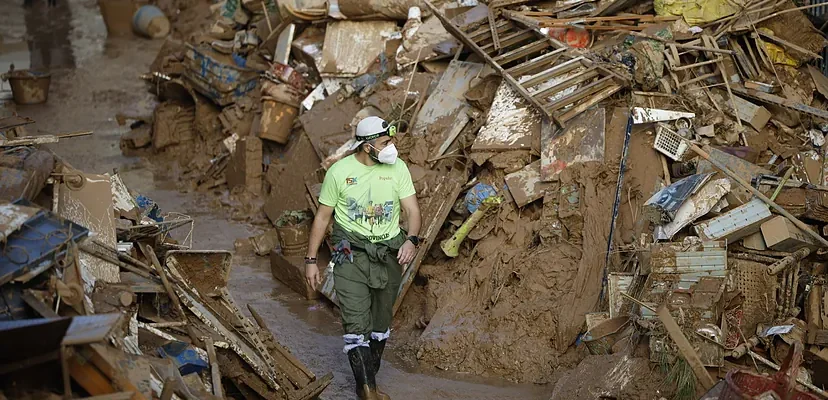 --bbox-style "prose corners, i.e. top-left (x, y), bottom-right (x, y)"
top-left (305, 263), bottom-right (322, 290)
